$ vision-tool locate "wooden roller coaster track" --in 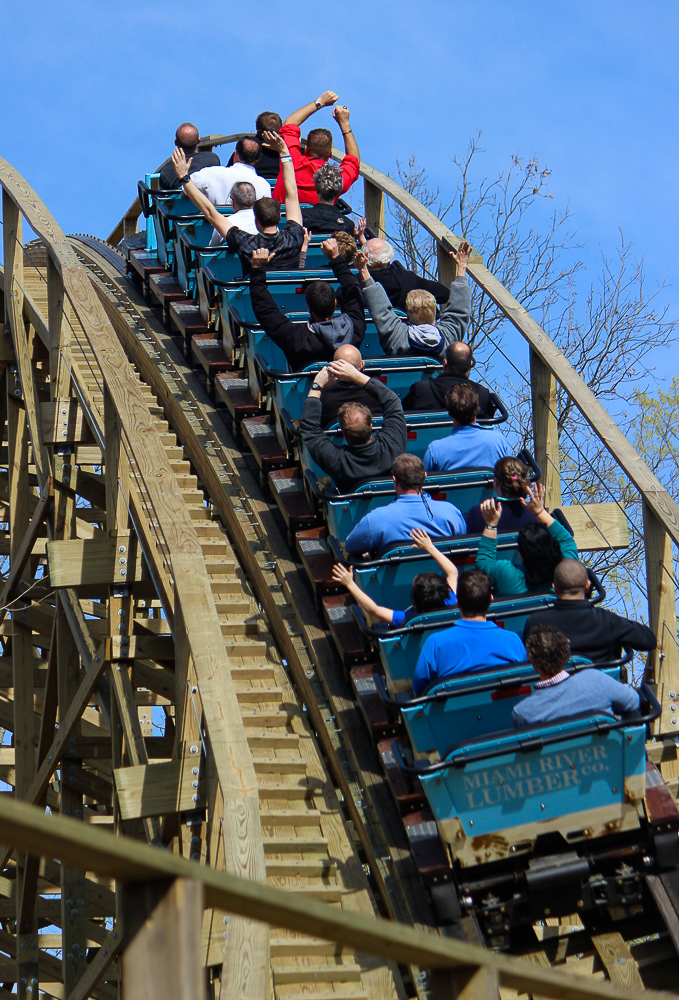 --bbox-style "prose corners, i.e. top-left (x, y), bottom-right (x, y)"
top-left (0, 136), bottom-right (677, 1000)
